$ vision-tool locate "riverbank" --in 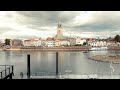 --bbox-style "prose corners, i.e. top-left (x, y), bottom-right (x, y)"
top-left (89, 55), bottom-right (120, 64)
top-left (108, 46), bottom-right (120, 50)
top-left (2, 46), bottom-right (90, 51)
top-left (1, 46), bottom-right (120, 51)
